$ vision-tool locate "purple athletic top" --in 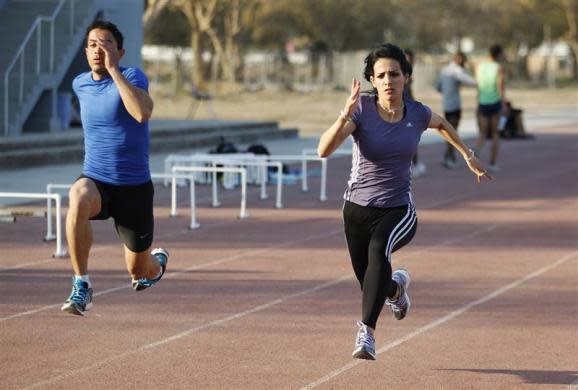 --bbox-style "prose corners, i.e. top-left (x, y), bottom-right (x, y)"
top-left (344, 95), bottom-right (432, 208)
